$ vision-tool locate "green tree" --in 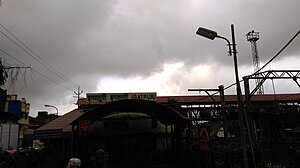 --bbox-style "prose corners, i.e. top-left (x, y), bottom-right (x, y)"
top-left (0, 59), bottom-right (8, 87)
